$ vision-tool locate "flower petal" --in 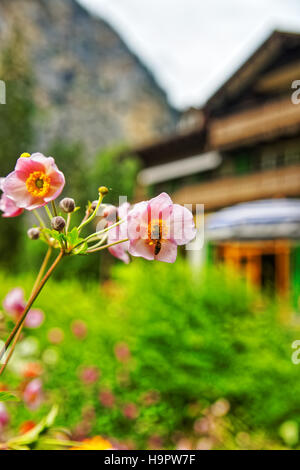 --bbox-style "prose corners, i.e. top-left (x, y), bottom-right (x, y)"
top-left (149, 192), bottom-right (173, 212)
top-left (0, 193), bottom-right (24, 218)
top-left (127, 201), bottom-right (148, 241)
top-left (2, 172), bottom-right (35, 208)
top-left (108, 242), bottom-right (130, 264)
top-left (171, 204), bottom-right (196, 245)
top-left (154, 240), bottom-right (177, 263)
top-left (43, 170), bottom-right (65, 202)
top-left (15, 156), bottom-right (45, 178)
top-left (129, 238), bottom-right (155, 261)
